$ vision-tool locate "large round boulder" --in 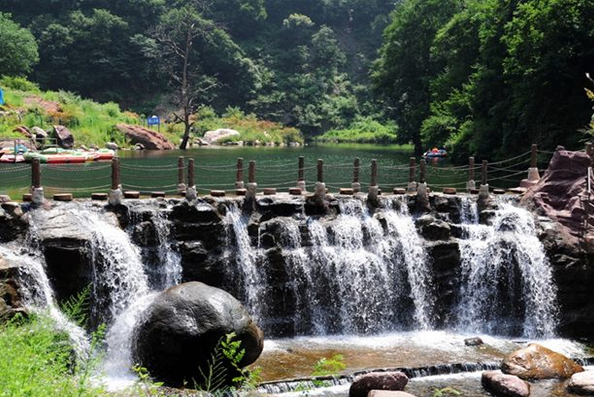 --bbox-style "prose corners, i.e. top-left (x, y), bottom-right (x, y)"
top-left (133, 282), bottom-right (264, 387)
top-left (501, 343), bottom-right (583, 380)
top-left (568, 371), bottom-right (594, 395)
top-left (481, 370), bottom-right (530, 397)
top-left (349, 372), bottom-right (409, 397)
